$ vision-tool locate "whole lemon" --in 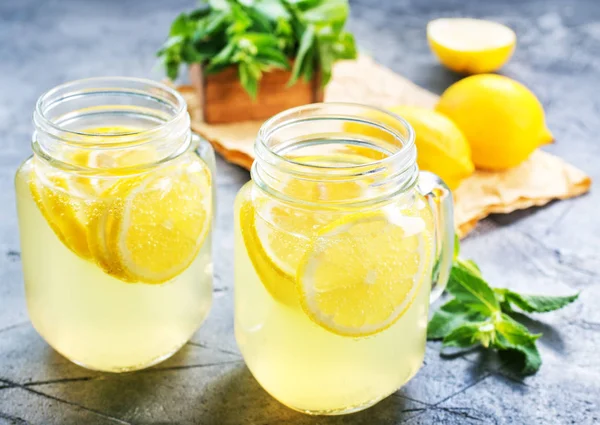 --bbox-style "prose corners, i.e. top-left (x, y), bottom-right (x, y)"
top-left (436, 74), bottom-right (553, 170)
top-left (389, 106), bottom-right (475, 189)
